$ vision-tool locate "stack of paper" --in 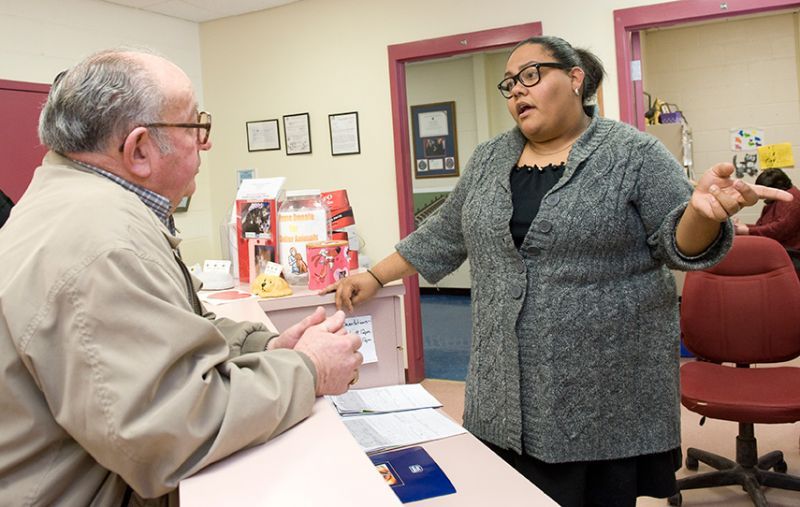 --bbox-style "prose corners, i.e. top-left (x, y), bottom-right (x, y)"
top-left (328, 384), bottom-right (465, 453)
top-left (328, 383), bottom-right (442, 415)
